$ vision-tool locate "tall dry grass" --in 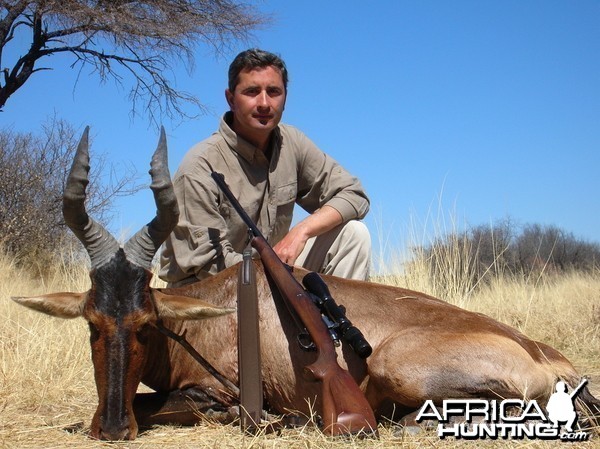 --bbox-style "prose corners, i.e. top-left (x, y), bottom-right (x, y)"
top-left (376, 220), bottom-right (600, 375)
top-left (0, 248), bottom-right (95, 448)
top-left (1, 238), bottom-right (599, 448)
